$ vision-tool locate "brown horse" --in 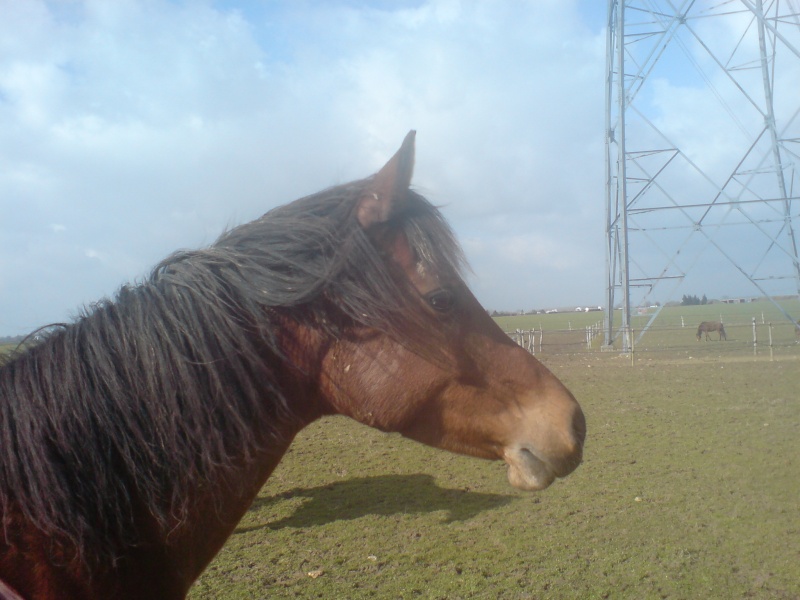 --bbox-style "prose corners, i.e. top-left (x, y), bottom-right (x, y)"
top-left (0, 132), bottom-right (585, 600)
top-left (696, 321), bottom-right (727, 341)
